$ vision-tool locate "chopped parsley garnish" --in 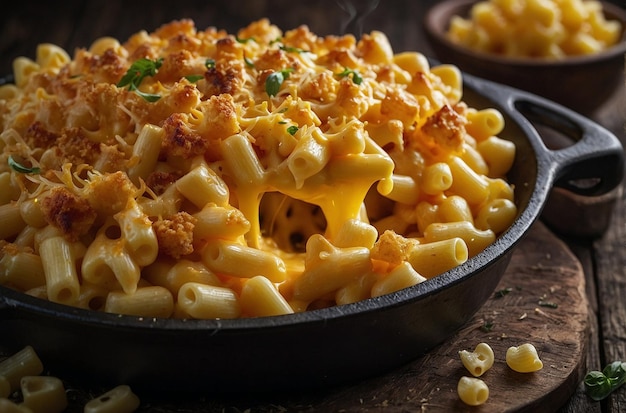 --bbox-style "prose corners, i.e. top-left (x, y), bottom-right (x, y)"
top-left (244, 56), bottom-right (255, 68)
top-left (265, 68), bottom-right (294, 97)
top-left (279, 45), bottom-right (309, 54)
top-left (480, 321), bottom-right (494, 333)
top-left (117, 58), bottom-right (163, 102)
top-left (494, 287), bottom-right (513, 298)
top-left (130, 86), bottom-right (162, 102)
top-left (205, 58), bottom-right (216, 69)
top-left (235, 36), bottom-right (255, 44)
top-left (185, 74), bottom-right (204, 83)
top-left (8, 155), bottom-right (40, 174)
top-left (336, 67), bottom-right (363, 85)
top-left (287, 126), bottom-right (299, 135)
top-left (538, 300), bottom-right (558, 309)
